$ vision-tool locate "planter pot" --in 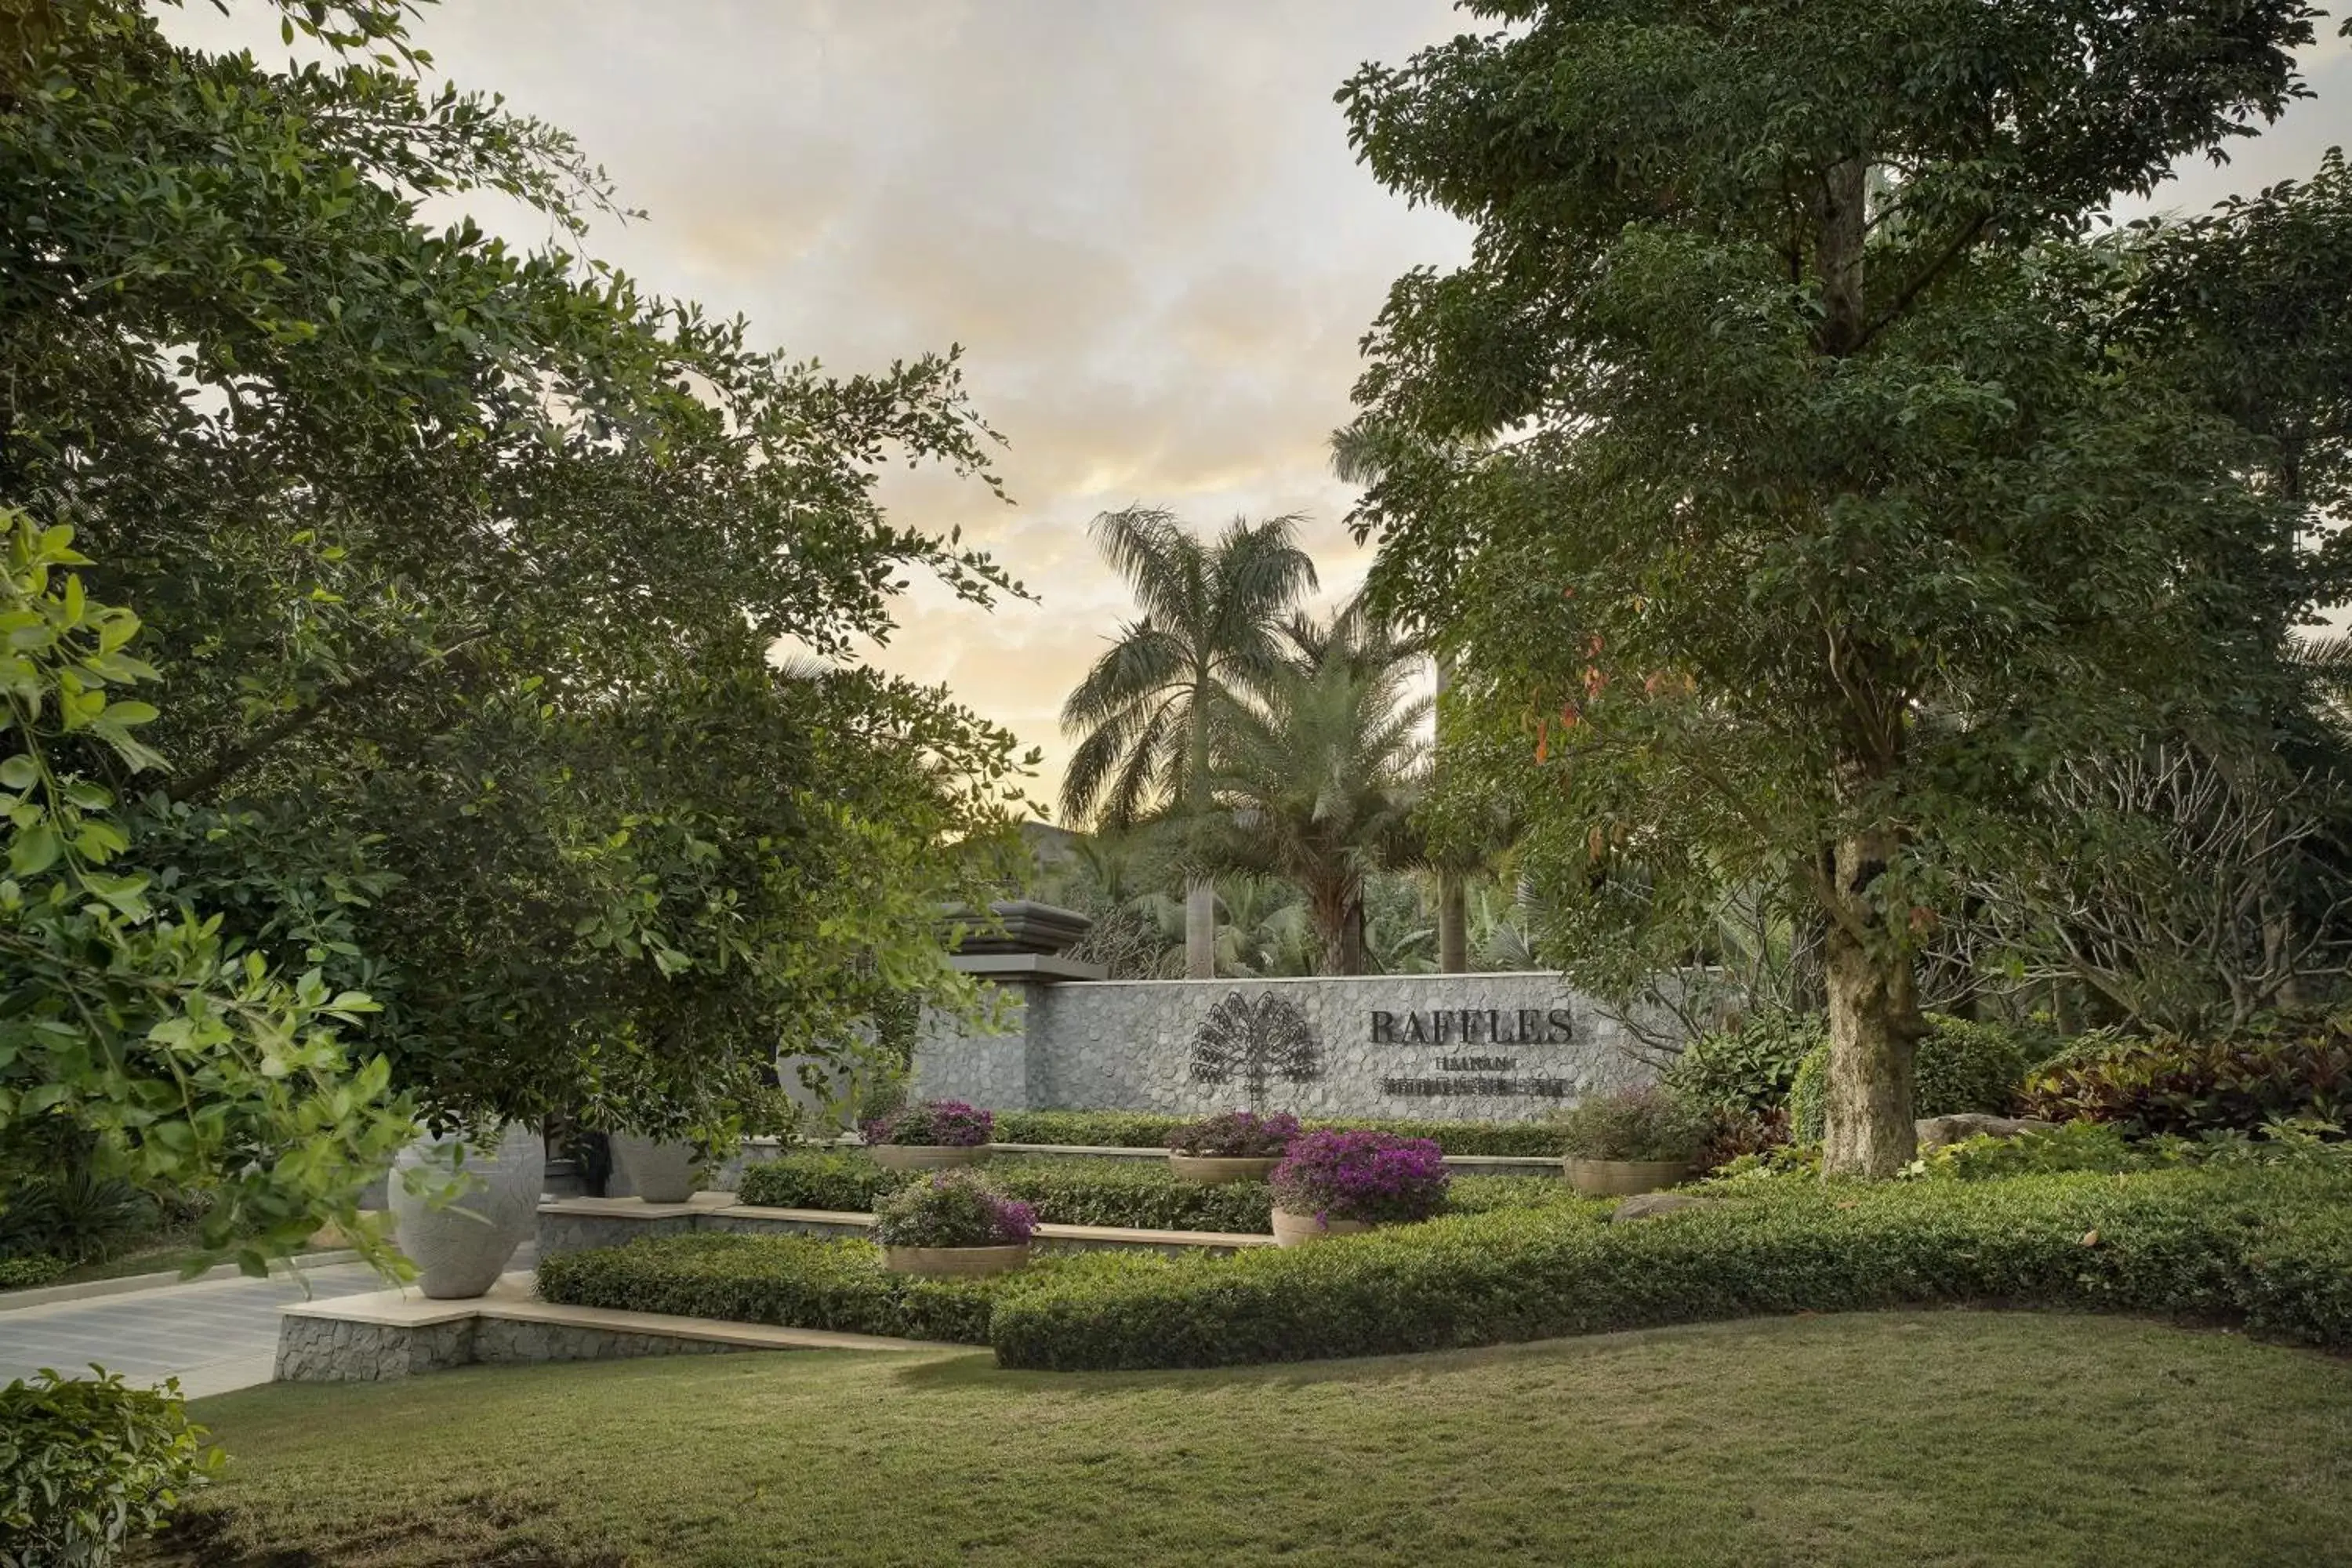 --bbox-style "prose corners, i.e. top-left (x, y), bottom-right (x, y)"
top-left (1270, 1207), bottom-right (1375, 1248)
top-left (1563, 1157), bottom-right (1693, 1198)
top-left (869, 1144), bottom-right (990, 1174)
top-left (1168, 1153), bottom-right (1283, 1185)
top-left (881, 1243), bottom-right (1031, 1278)
top-left (387, 1124), bottom-right (545, 1299)
top-left (610, 1134), bottom-right (698, 1203)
